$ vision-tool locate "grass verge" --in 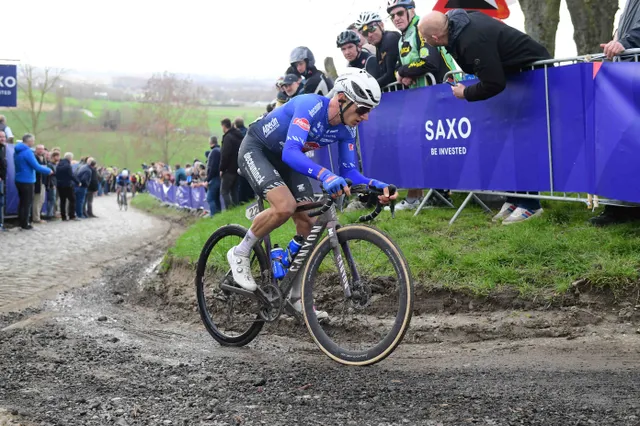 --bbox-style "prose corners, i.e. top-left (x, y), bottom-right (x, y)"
top-left (148, 194), bottom-right (640, 299)
top-left (130, 193), bottom-right (198, 226)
